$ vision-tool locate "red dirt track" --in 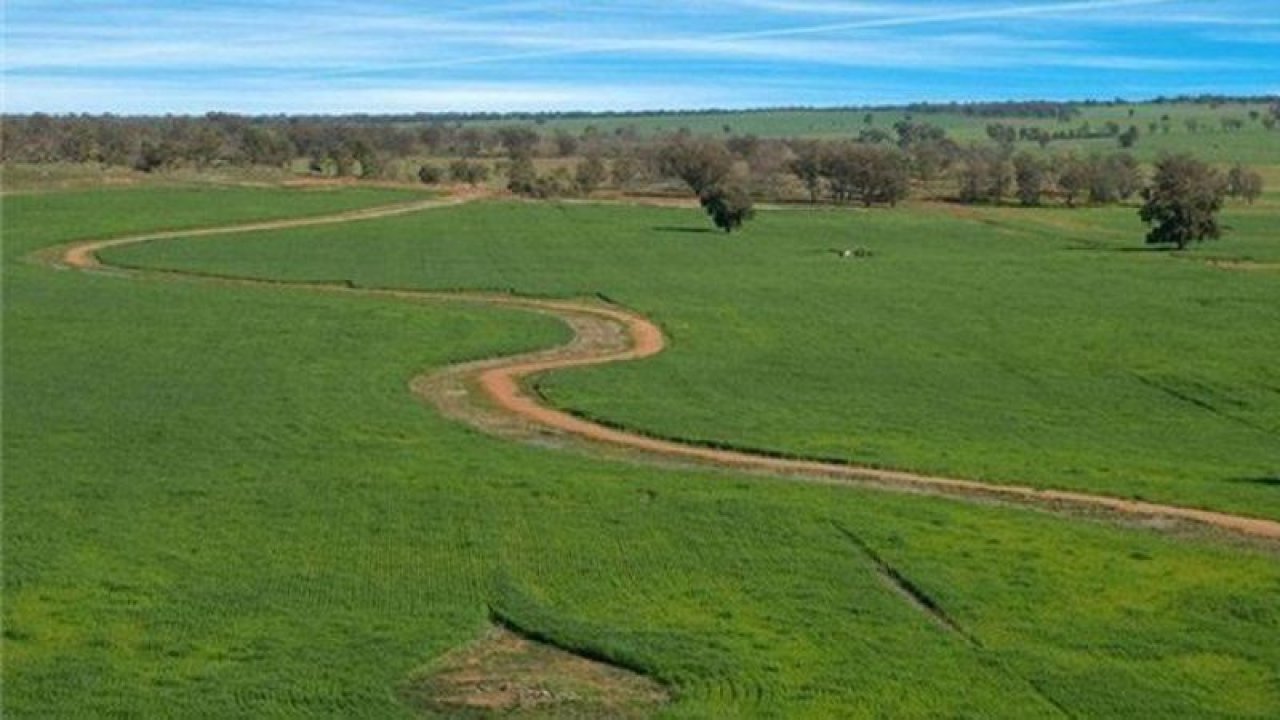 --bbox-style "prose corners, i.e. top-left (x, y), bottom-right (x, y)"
top-left (50, 192), bottom-right (1280, 543)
